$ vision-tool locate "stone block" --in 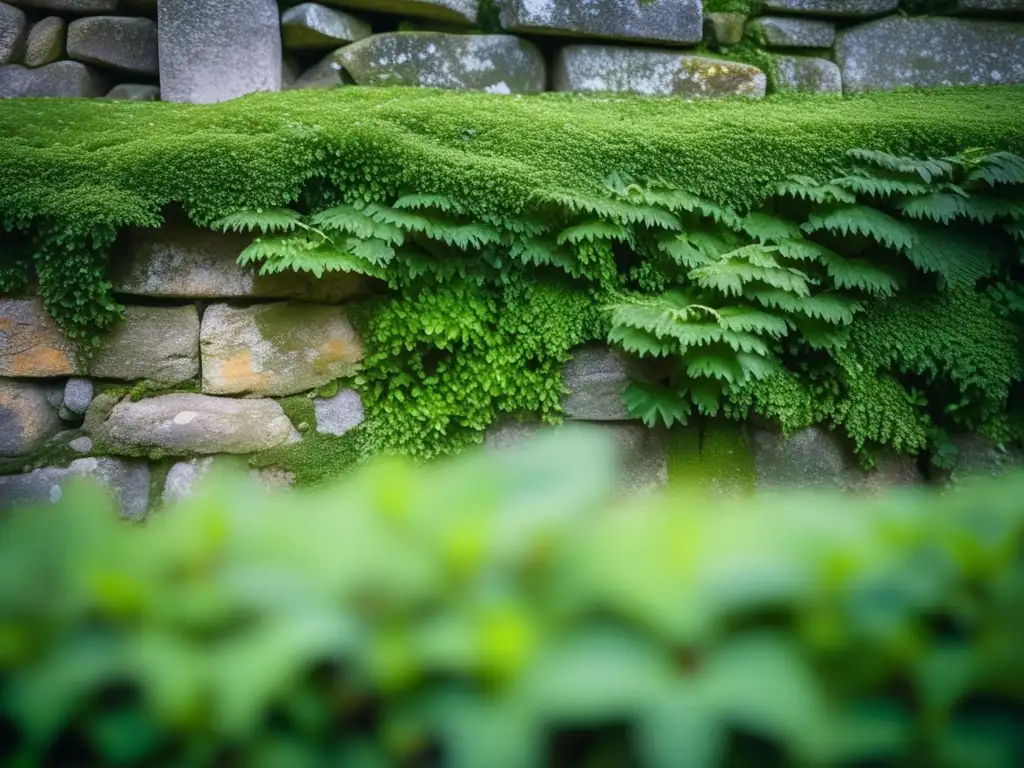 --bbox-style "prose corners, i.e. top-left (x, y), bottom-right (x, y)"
top-left (748, 16), bottom-right (835, 48)
top-left (4, 1), bottom-right (118, 10)
top-left (951, 0), bottom-right (1024, 14)
top-left (23, 16), bottom-right (64, 68)
top-left (319, 0), bottom-right (476, 25)
top-left (0, 379), bottom-right (62, 458)
top-left (291, 51), bottom-right (349, 89)
top-left (0, 60), bottom-right (108, 97)
top-left (105, 83), bottom-right (159, 99)
top-left (751, 426), bottom-right (859, 490)
top-left (762, 0), bottom-right (898, 15)
top-left (0, 299), bottom-right (78, 377)
top-left (282, 3), bottom-right (371, 50)
top-left (561, 346), bottom-right (632, 421)
top-left (773, 55), bottom-right (842, 93)
top-left (0, 457), bottom-right (150, 518)
top-left (158, 0), bottom-right (281, 104)
top-left (90, 305), bottom-right (200, 385)
top-left (703, 12), bottom-right (746, 48)
top-left (67, 16), bottom-right (158, 76)
top-left (500, 0), bottom-right (703, 46)
top-left (0, 2), bottom-right (26, 65)
top-left (201, 302), bottom-right (363, 397)
top-left (553, 46), bottom-right (766, 98)
top-left (63, 377), bottom-right (94, 416)
top-left (313, 388), bottom-right (364, 436)
top-left (340, 33), bottom-right (546, 94)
